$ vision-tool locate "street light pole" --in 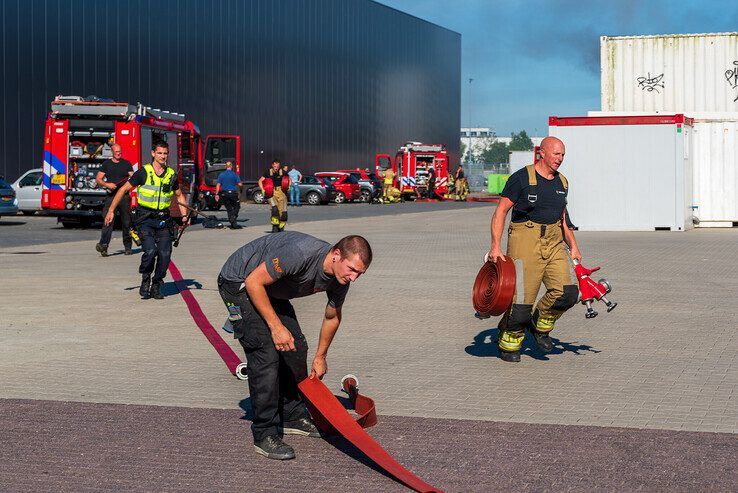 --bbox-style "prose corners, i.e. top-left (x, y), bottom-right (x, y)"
top-left (467, 77), bottom-right (473, 165)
